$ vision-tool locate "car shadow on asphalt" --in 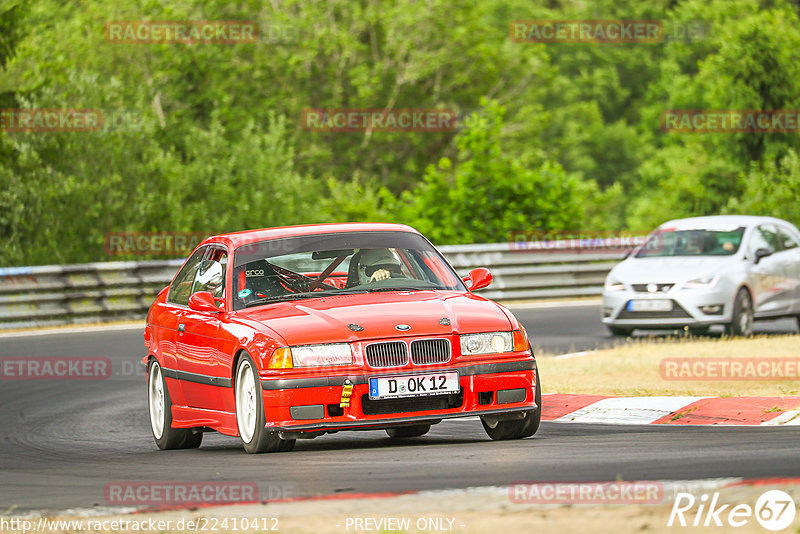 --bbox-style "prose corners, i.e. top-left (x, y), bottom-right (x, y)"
top-left (617, 319), bottom-right (799, 341)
